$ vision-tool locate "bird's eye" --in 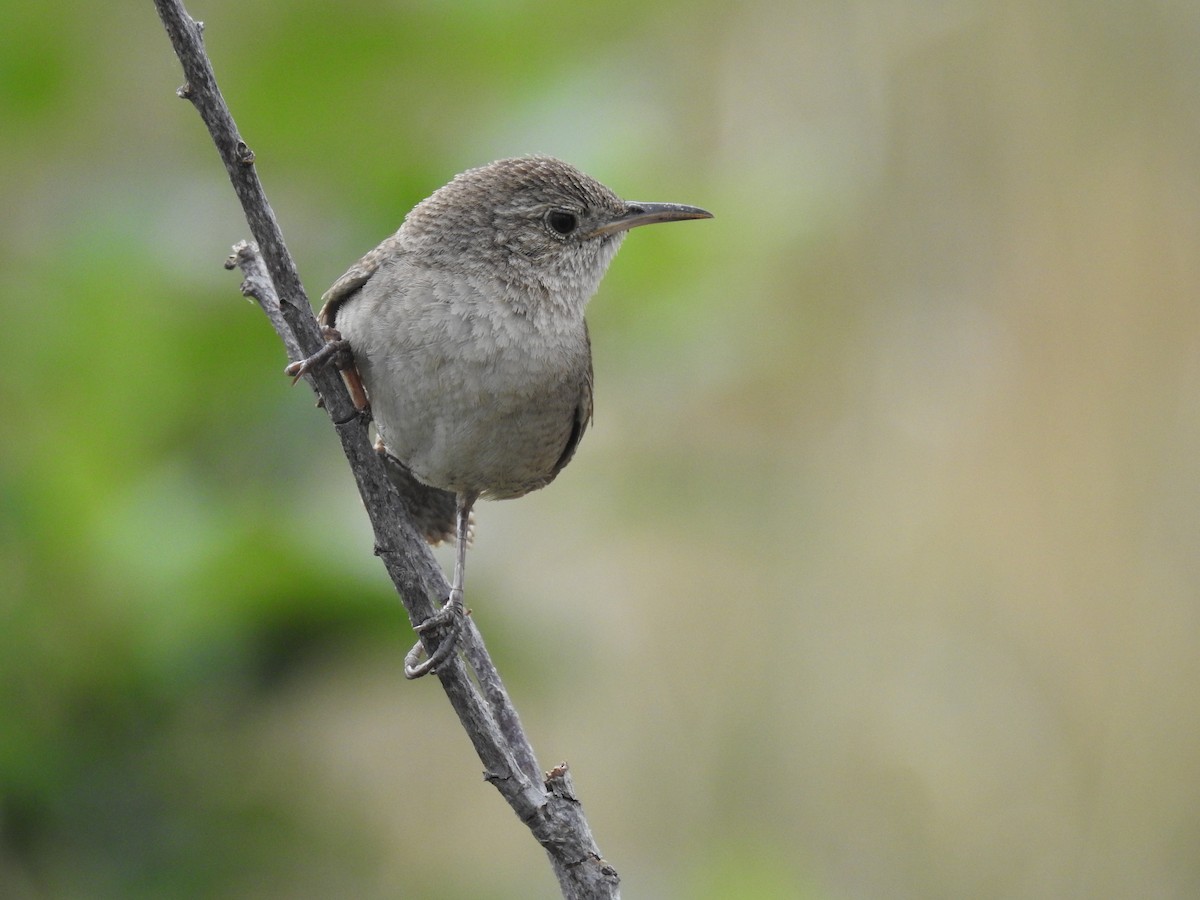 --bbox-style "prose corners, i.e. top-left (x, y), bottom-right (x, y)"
top-left (546, 210), bottom-right (578, 236)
